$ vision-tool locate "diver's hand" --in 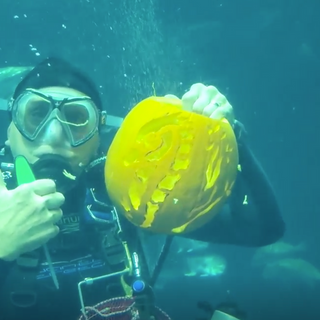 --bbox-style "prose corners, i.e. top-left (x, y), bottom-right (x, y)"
top-left (0, 174), bottom-right (64, 261)
top-left (165, 83), bottom-right (235, 125)
top-left (182, 83), bottom-right (235, 124)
